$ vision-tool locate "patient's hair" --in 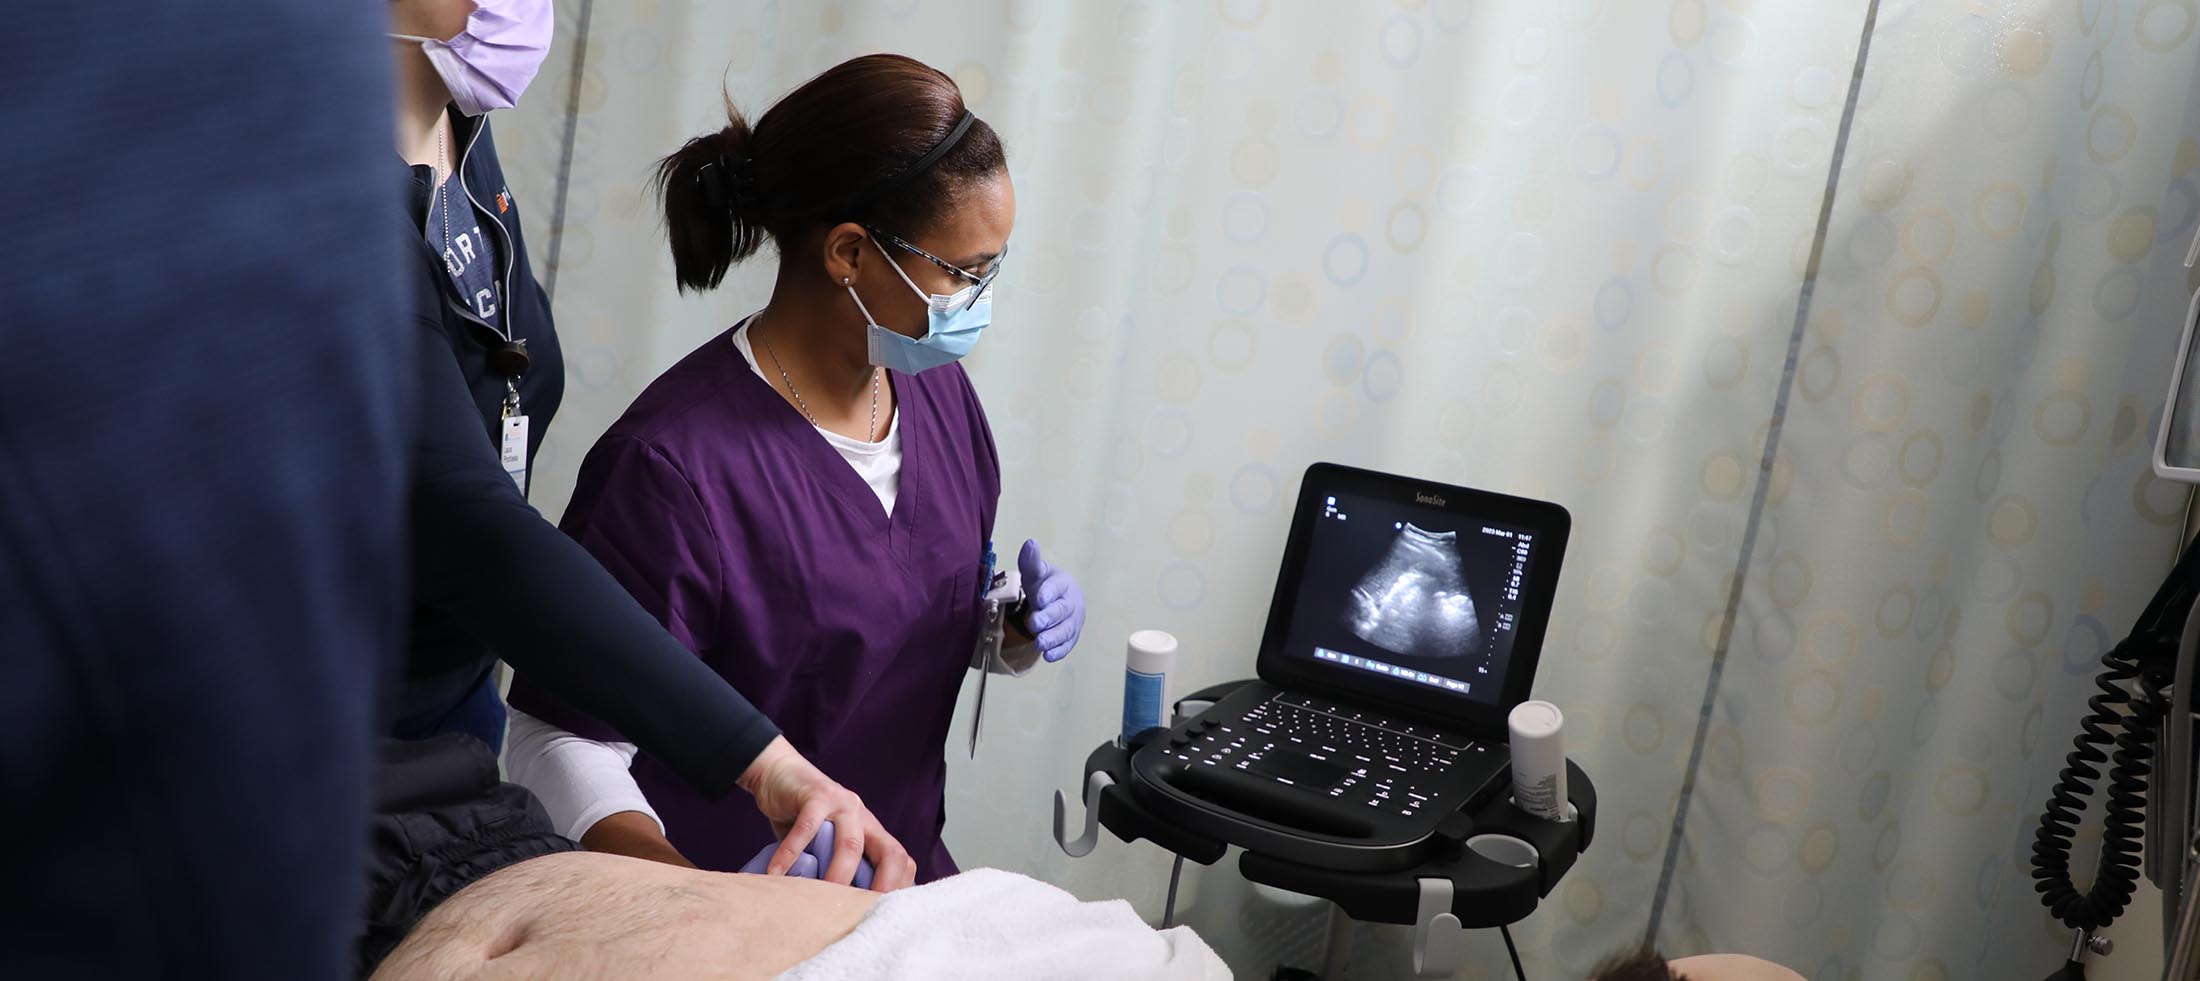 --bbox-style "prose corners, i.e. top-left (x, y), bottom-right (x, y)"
top-left (1591, 947), bottom-right (1681, 981)
top-left (654, 53), bottom-right (1007, 292)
